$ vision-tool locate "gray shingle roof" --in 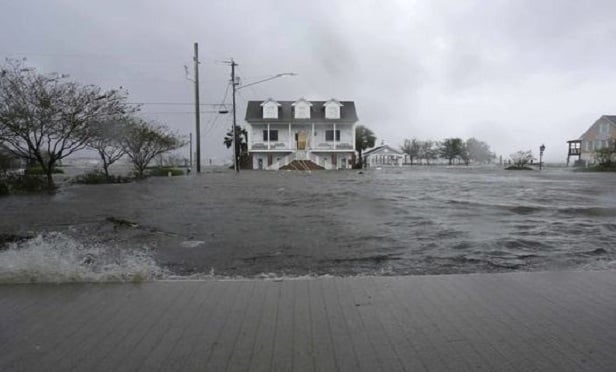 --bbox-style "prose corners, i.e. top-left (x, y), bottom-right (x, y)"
top-left (604, 115), bottom-right (616, 124)
top-left (576, 115), bottom-right (616, 140)
top-left (245, 100), bottom-right (358, 122)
